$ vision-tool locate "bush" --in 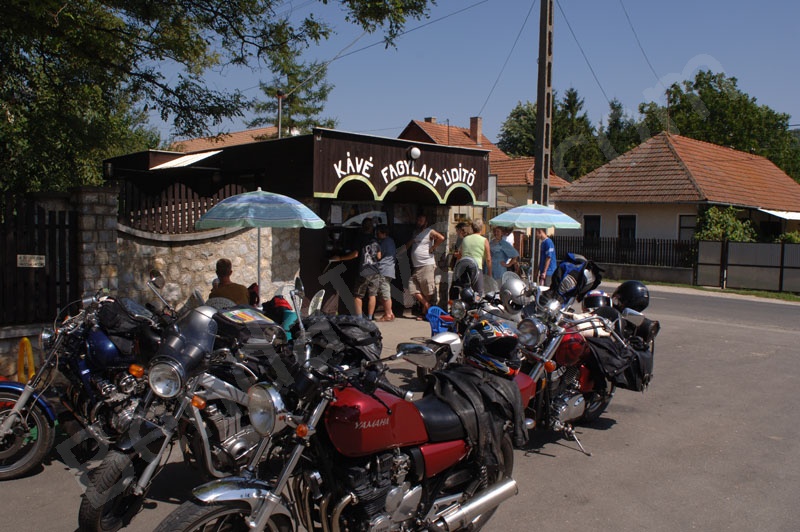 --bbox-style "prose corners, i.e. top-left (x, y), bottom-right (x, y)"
top-left (776, 231), bottom-right (800, 243)
top-left (694, 206), bottom-right (756, 242)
